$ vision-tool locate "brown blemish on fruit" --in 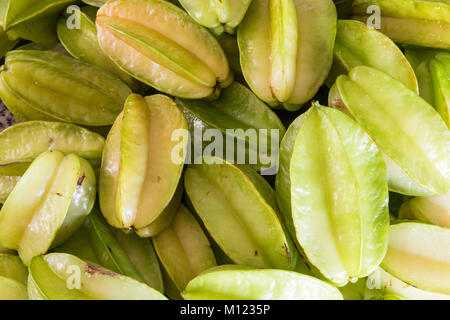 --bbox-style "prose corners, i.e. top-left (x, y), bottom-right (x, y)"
top-left (254, 250), bottom-right (258, 256)
top-left (77, 175), bottom-right (86, 186)
top-left (56, 192), bottom-right (63, 197)
top-left (156, 176), bottom-right (161, 183)
top-left (85, 264), bottom-right (116, 277)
